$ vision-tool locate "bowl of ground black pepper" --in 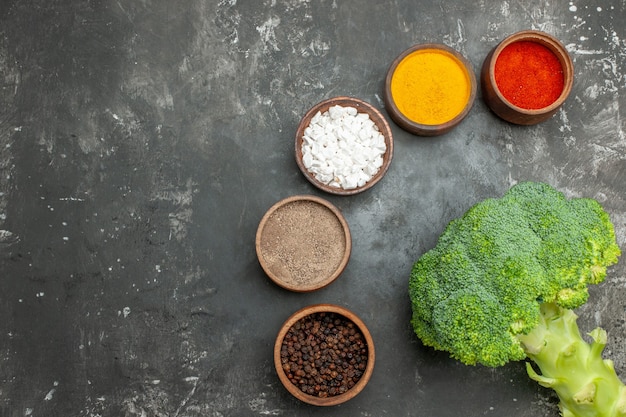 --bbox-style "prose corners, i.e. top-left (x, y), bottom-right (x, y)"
top-left (481, 30), bottom-right (574, 125)
top-left (255, 195), bottom-right (351, 292)
top-left (274, 304), bottom-right (375, 406)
